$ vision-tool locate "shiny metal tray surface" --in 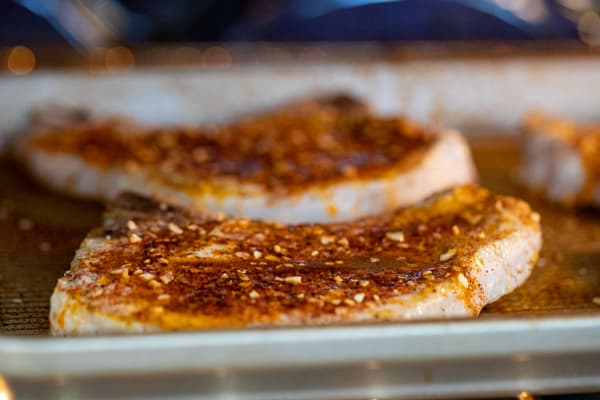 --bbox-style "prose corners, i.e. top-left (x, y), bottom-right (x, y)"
top-left (1, 137), bottom-right (600, 399)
